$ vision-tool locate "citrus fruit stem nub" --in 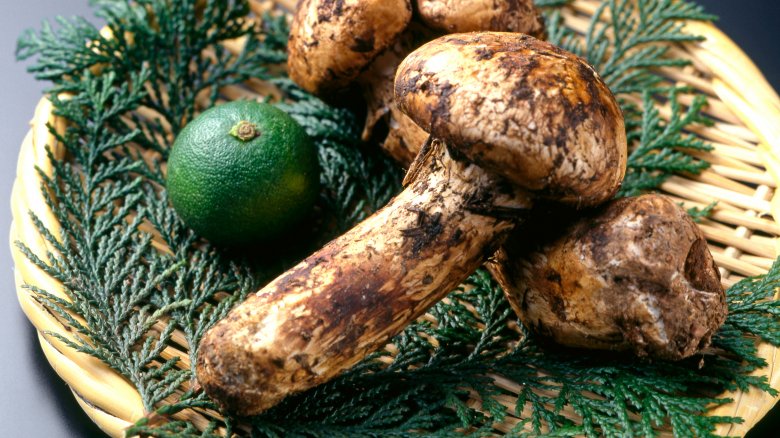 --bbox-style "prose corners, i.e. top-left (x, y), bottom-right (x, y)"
top-left (168, 101), bottom-right (318, 246)
top-left (230, 120), bottom-right (260, 142)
